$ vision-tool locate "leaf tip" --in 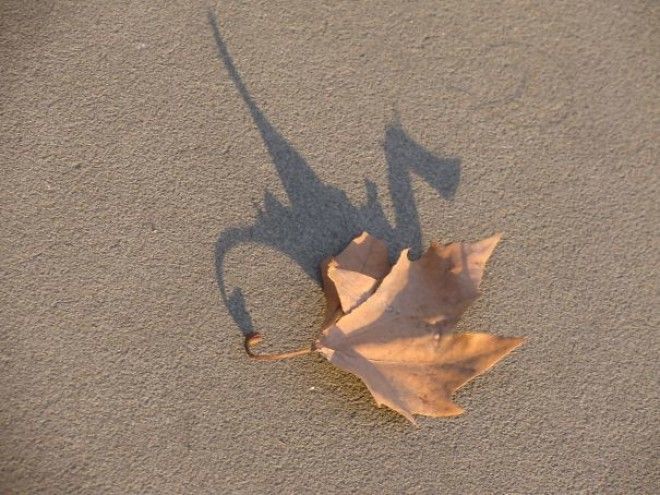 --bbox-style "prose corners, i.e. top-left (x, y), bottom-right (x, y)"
top-left (397, 408), bottom-right (417, 425)
top-left (480, 232), bottom-right (503, 251)
top-left (468, 233), bottom-right (503, 268)
top-left (506, 336), bottom-right (525, 350)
